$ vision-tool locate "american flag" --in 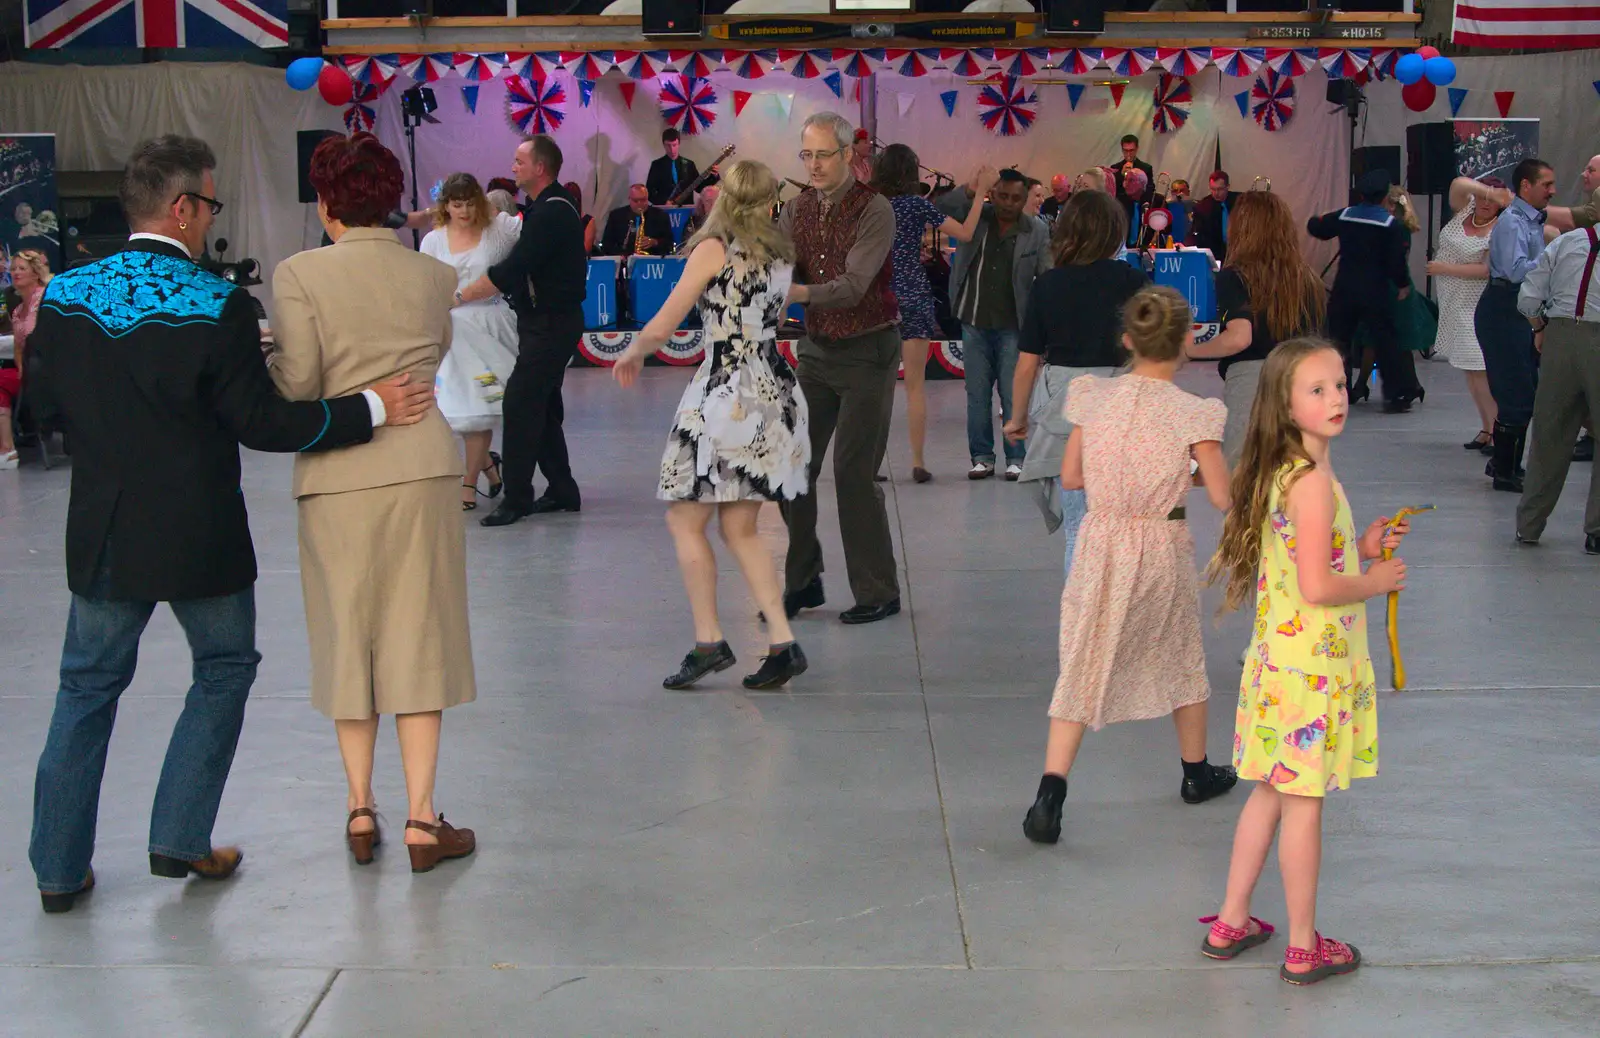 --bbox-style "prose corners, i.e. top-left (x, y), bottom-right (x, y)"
top-left (1453, 0), bottom-right (1600, 49)
top-left (25, 0), bottom-right (289, 49)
